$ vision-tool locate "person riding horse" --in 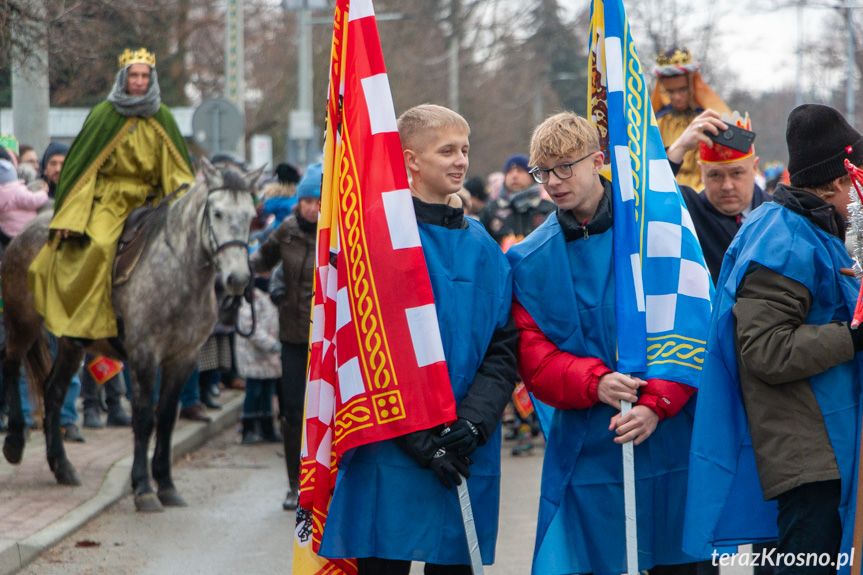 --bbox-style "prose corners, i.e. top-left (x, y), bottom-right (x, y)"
top-left (28, 47), bottom-right (194, 346)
